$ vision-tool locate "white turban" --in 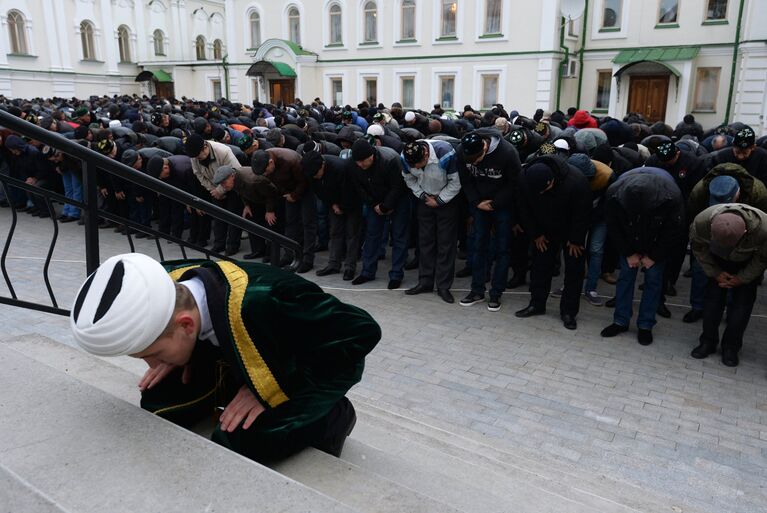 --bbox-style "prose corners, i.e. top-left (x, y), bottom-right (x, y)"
top-left (70, 253), bottom-right (176, 356)
top-left (108, 119), bottom-right (122, 128)
top-left (553, 139), bottom-right (571, 151)
top-left (404, 111), bottom-right (416, 123)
